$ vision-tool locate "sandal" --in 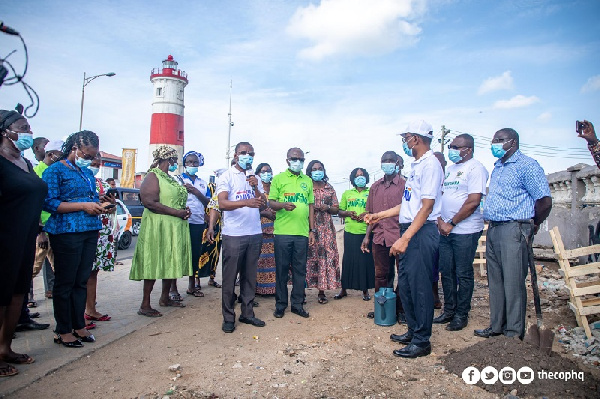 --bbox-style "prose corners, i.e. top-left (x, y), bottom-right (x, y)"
top-left (318, 296), bottom-right (328, 304)
top-left (0, 363), bottom-right (18, 377)
top-left (84, 314), bottom-right (111, 321)
top-left (45, 291), bottom-right (53, 299)
top-left (186, 289), bottom-right (204, 297)
top-left (137, 309), bottom-right (162, 317)
top-left (333, 293), bottom-right (347, 300)
top-left (0, 353), bottom-right (34, 365)
top-left (26, 301), bottom-right (37, 308)
top-left (169, 292), bottom-right (183, 302)
top-left (159, 300), bottom-right (186, 308)
top-left (208, 280), bottom-right (222, 288)
top-left (84, 322), bottom-right (96, 330)
top-left (362, 294), bottom-right (371, 301)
